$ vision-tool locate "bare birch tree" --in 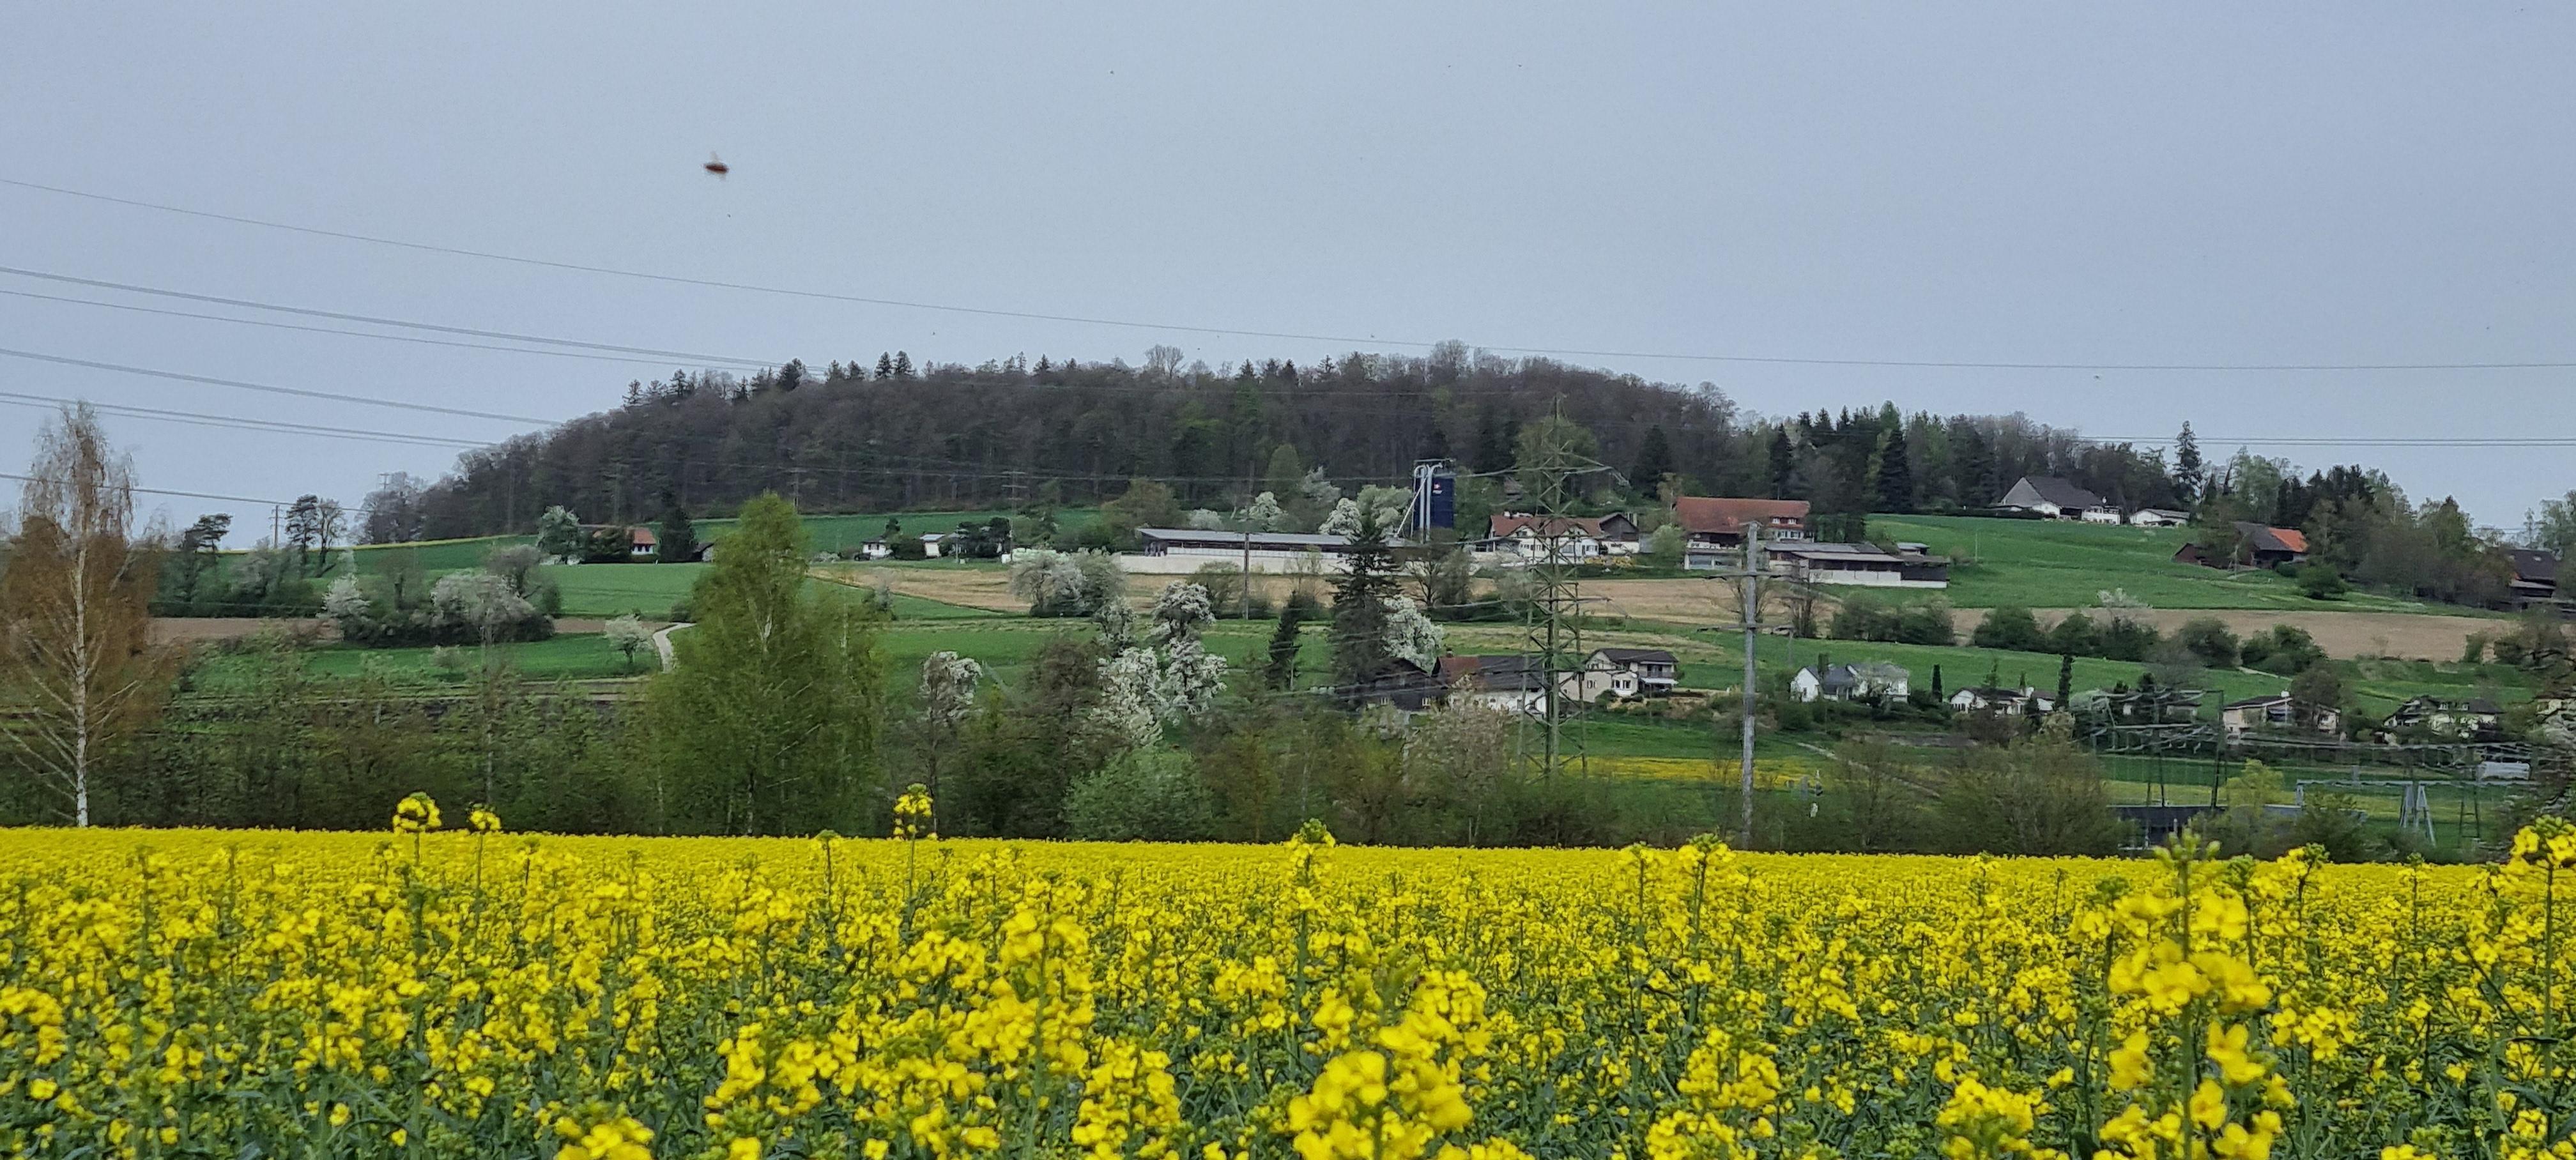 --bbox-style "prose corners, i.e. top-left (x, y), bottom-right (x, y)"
top-left (0, 405), bottom-right (174, 826)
